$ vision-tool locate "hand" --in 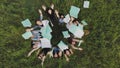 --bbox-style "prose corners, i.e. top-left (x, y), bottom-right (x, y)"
top-left (27, 53), bottom-right (31, 57)
top-left (42, 5), bottom-right (46, 11)
top-left (38, 9), bottom-right (42, 14)
top-left (55, 10), bottom-right (58, 14)
top-left (78, 48), bottom-right (83, 51)
top-left (66, 58), bottom-right (69, 62)
top-left (26, 29), bottom-right (31, 32)
top-left (51, 3), bottom-right (54, 9)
